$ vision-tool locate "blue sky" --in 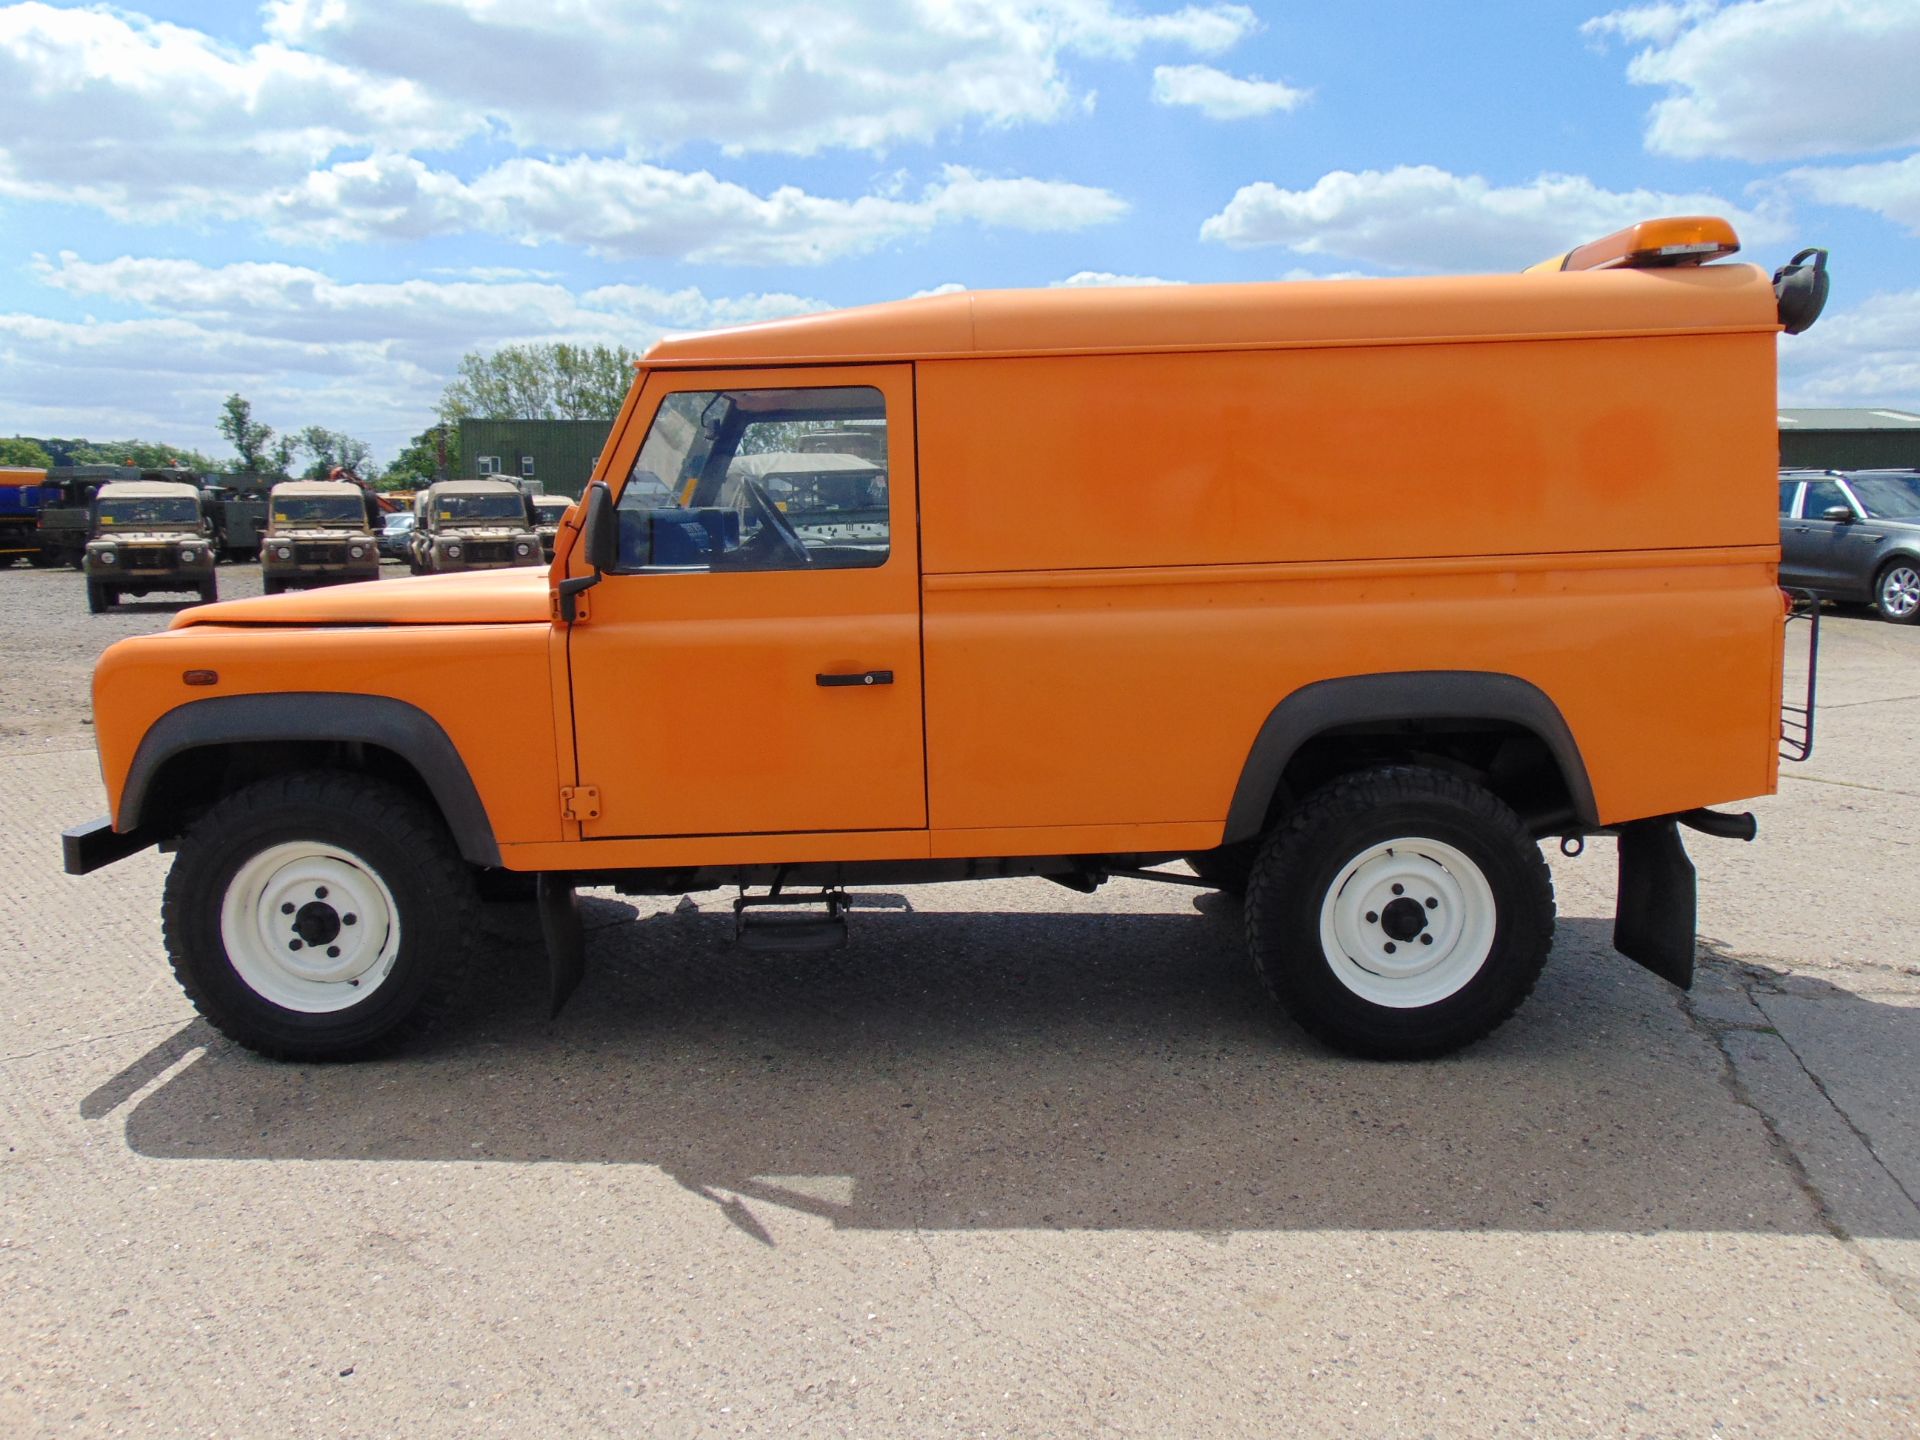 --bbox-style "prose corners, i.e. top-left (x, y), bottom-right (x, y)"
top-left (3, 0), bottom-right (1919, 465)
